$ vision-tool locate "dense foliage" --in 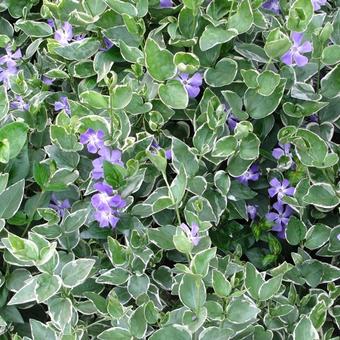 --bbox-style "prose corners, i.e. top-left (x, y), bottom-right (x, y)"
top-left (0, 0), bottom-right (339, 339)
